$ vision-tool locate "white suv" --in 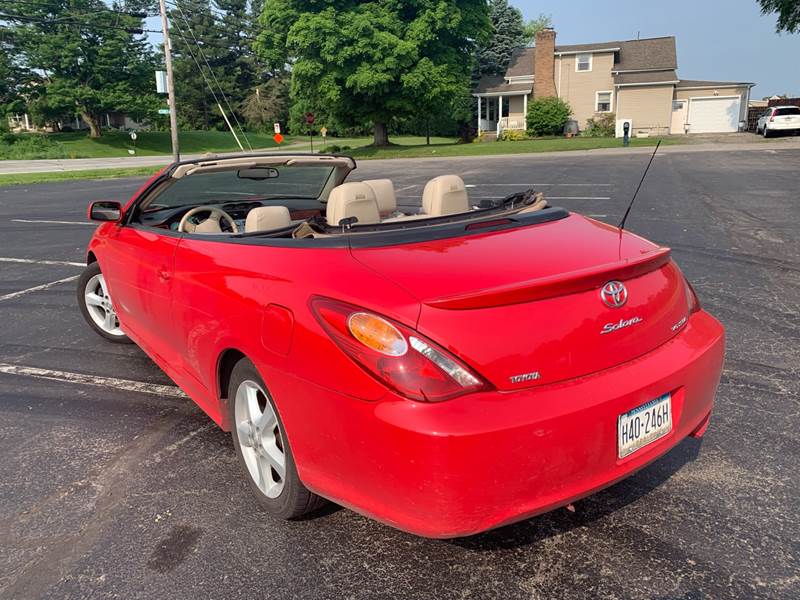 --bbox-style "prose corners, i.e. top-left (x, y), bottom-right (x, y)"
top-left (756, 106), bottom-right (800, 137)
